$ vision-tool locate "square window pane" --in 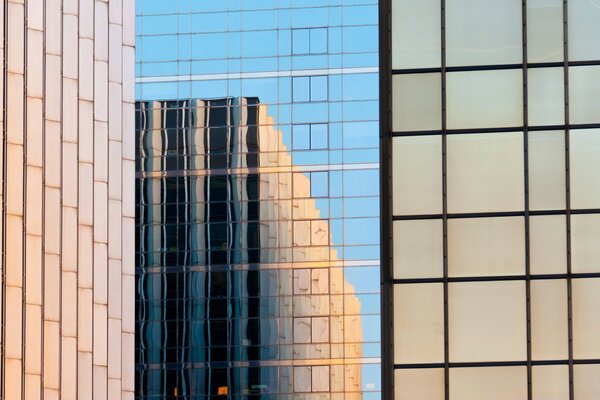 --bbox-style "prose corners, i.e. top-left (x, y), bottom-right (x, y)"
top-left (528, 130), bottom-right (566, 210)
top-left (448, 216), bottom-right (525, 277)
top-left (532, 365), bottom-right (569, 400)
top-left (310, 124), bottom-right (328, 149)
top-left (446, 0), bottom-right (522, 66)
top-left (395, 368), bottom-right (445, 400)
top-left (449, 281), bottom-right (526, 362)
top-left (393, 219), bottom-right (443, 279)
top-left (447, 70), bottom-right (523, 129)
top-left (293, 76), bottom-right (310, 102)
top-left (572, 278), bottom-right (600, 359)
top-left (527, 0), bottom-right (564, 62)
top-left (574, 364), bottom-right (600, 400)
top-left (450, 366), bottom-right (527, 400)
top-left (528, 68), bottom-right (565, 126)
top-left (570, 129), bottom-right (600, 208)
top-left (392, 136), bottom-right (442, 215)
top-left (394, 283), bottom-right (444, 364)
top-left (447, 132), bottom-right (524, 213)
top-left (568, 0), bottom-right (600, 61)
top-left (293, 124), bottom-right (310, 150)
top-left (571, 214), bottom-right (600, 274)
top-left (310, 76), bottom-right (328, 101)
top-left (392, 73), bottom-right (441, 132)
top-left (531, 279), bottom-right (569, 360)
top-left (391, 0), bottom-right (441, 69)
top-left (530, 215), bottom-right (567, 275)
top-left (569, 66), bottom-right (600, 125)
